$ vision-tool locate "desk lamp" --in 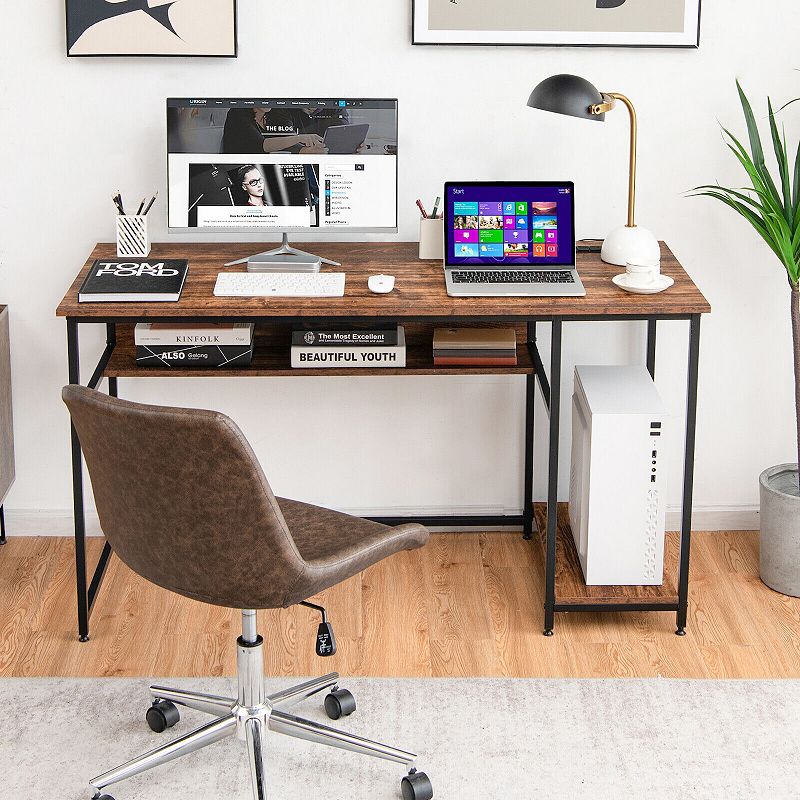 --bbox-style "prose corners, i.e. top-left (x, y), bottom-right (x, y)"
top-left (527, 74), bottom-right (660, 267)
